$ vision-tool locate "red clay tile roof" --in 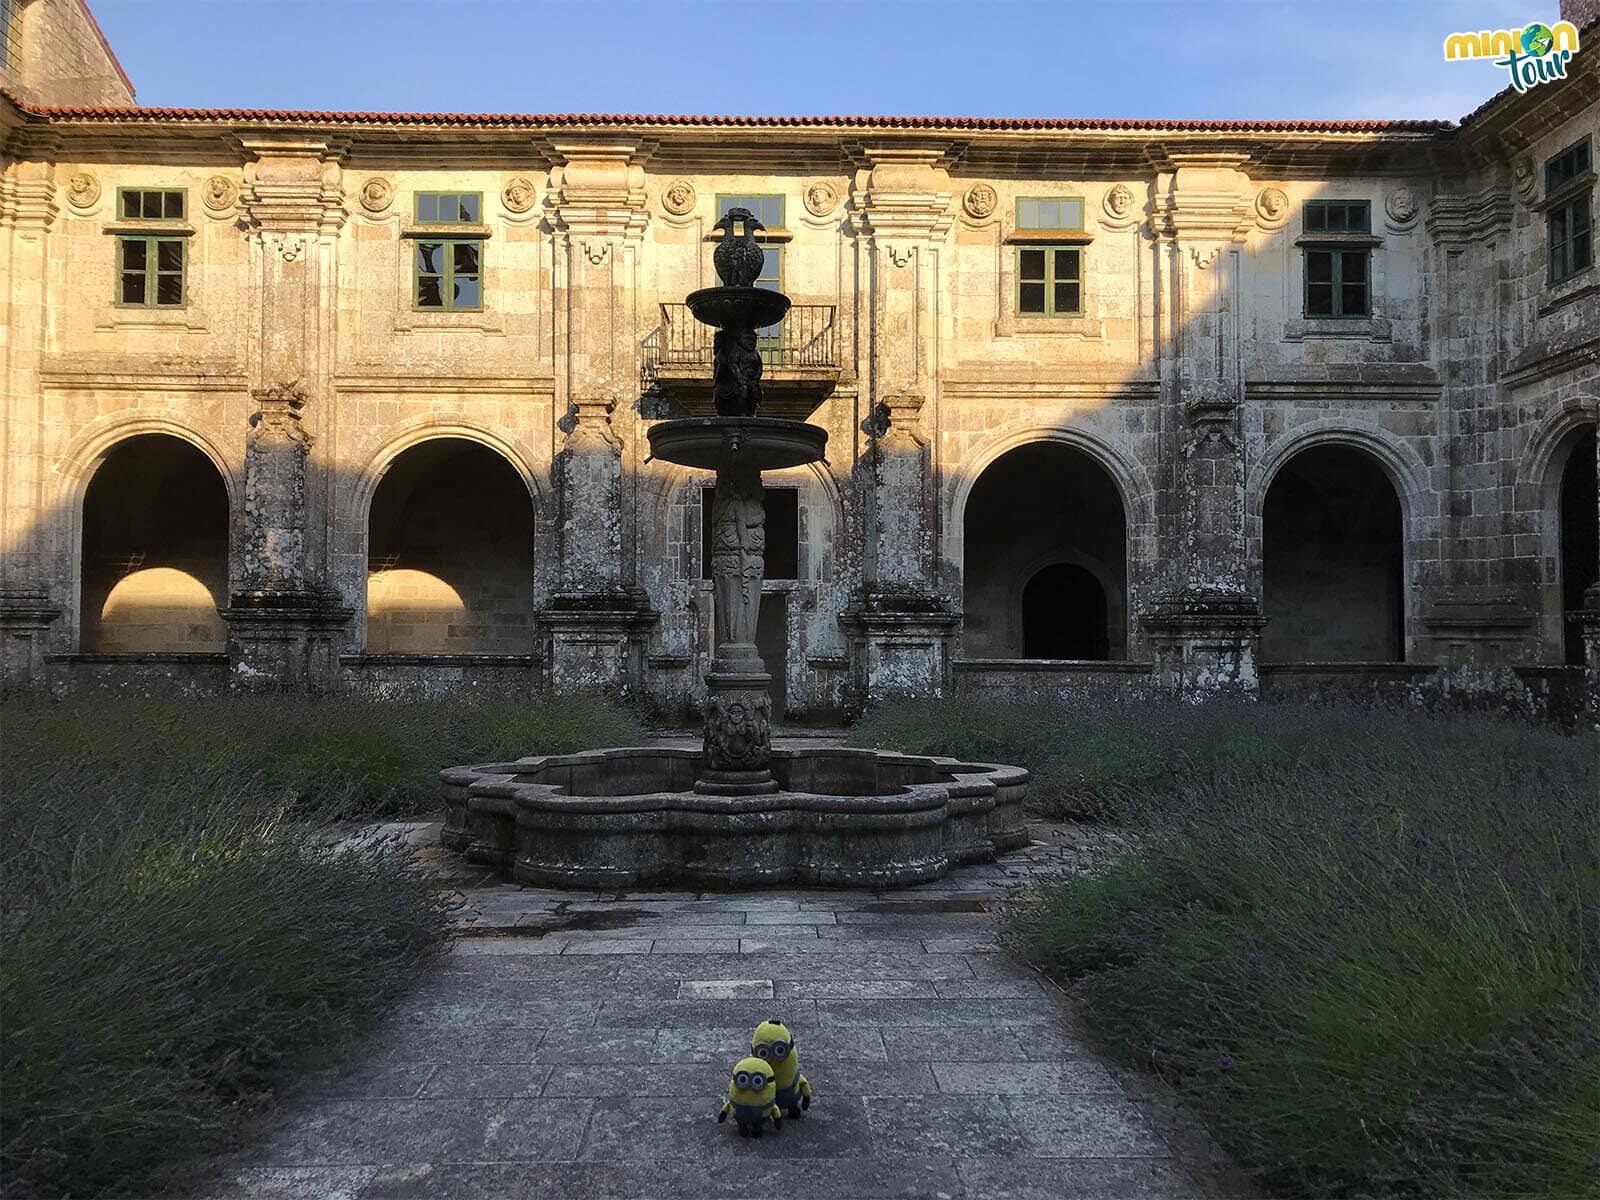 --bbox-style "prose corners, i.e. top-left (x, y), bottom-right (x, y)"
top-left (5, 100), bottom-right (1453, 134)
